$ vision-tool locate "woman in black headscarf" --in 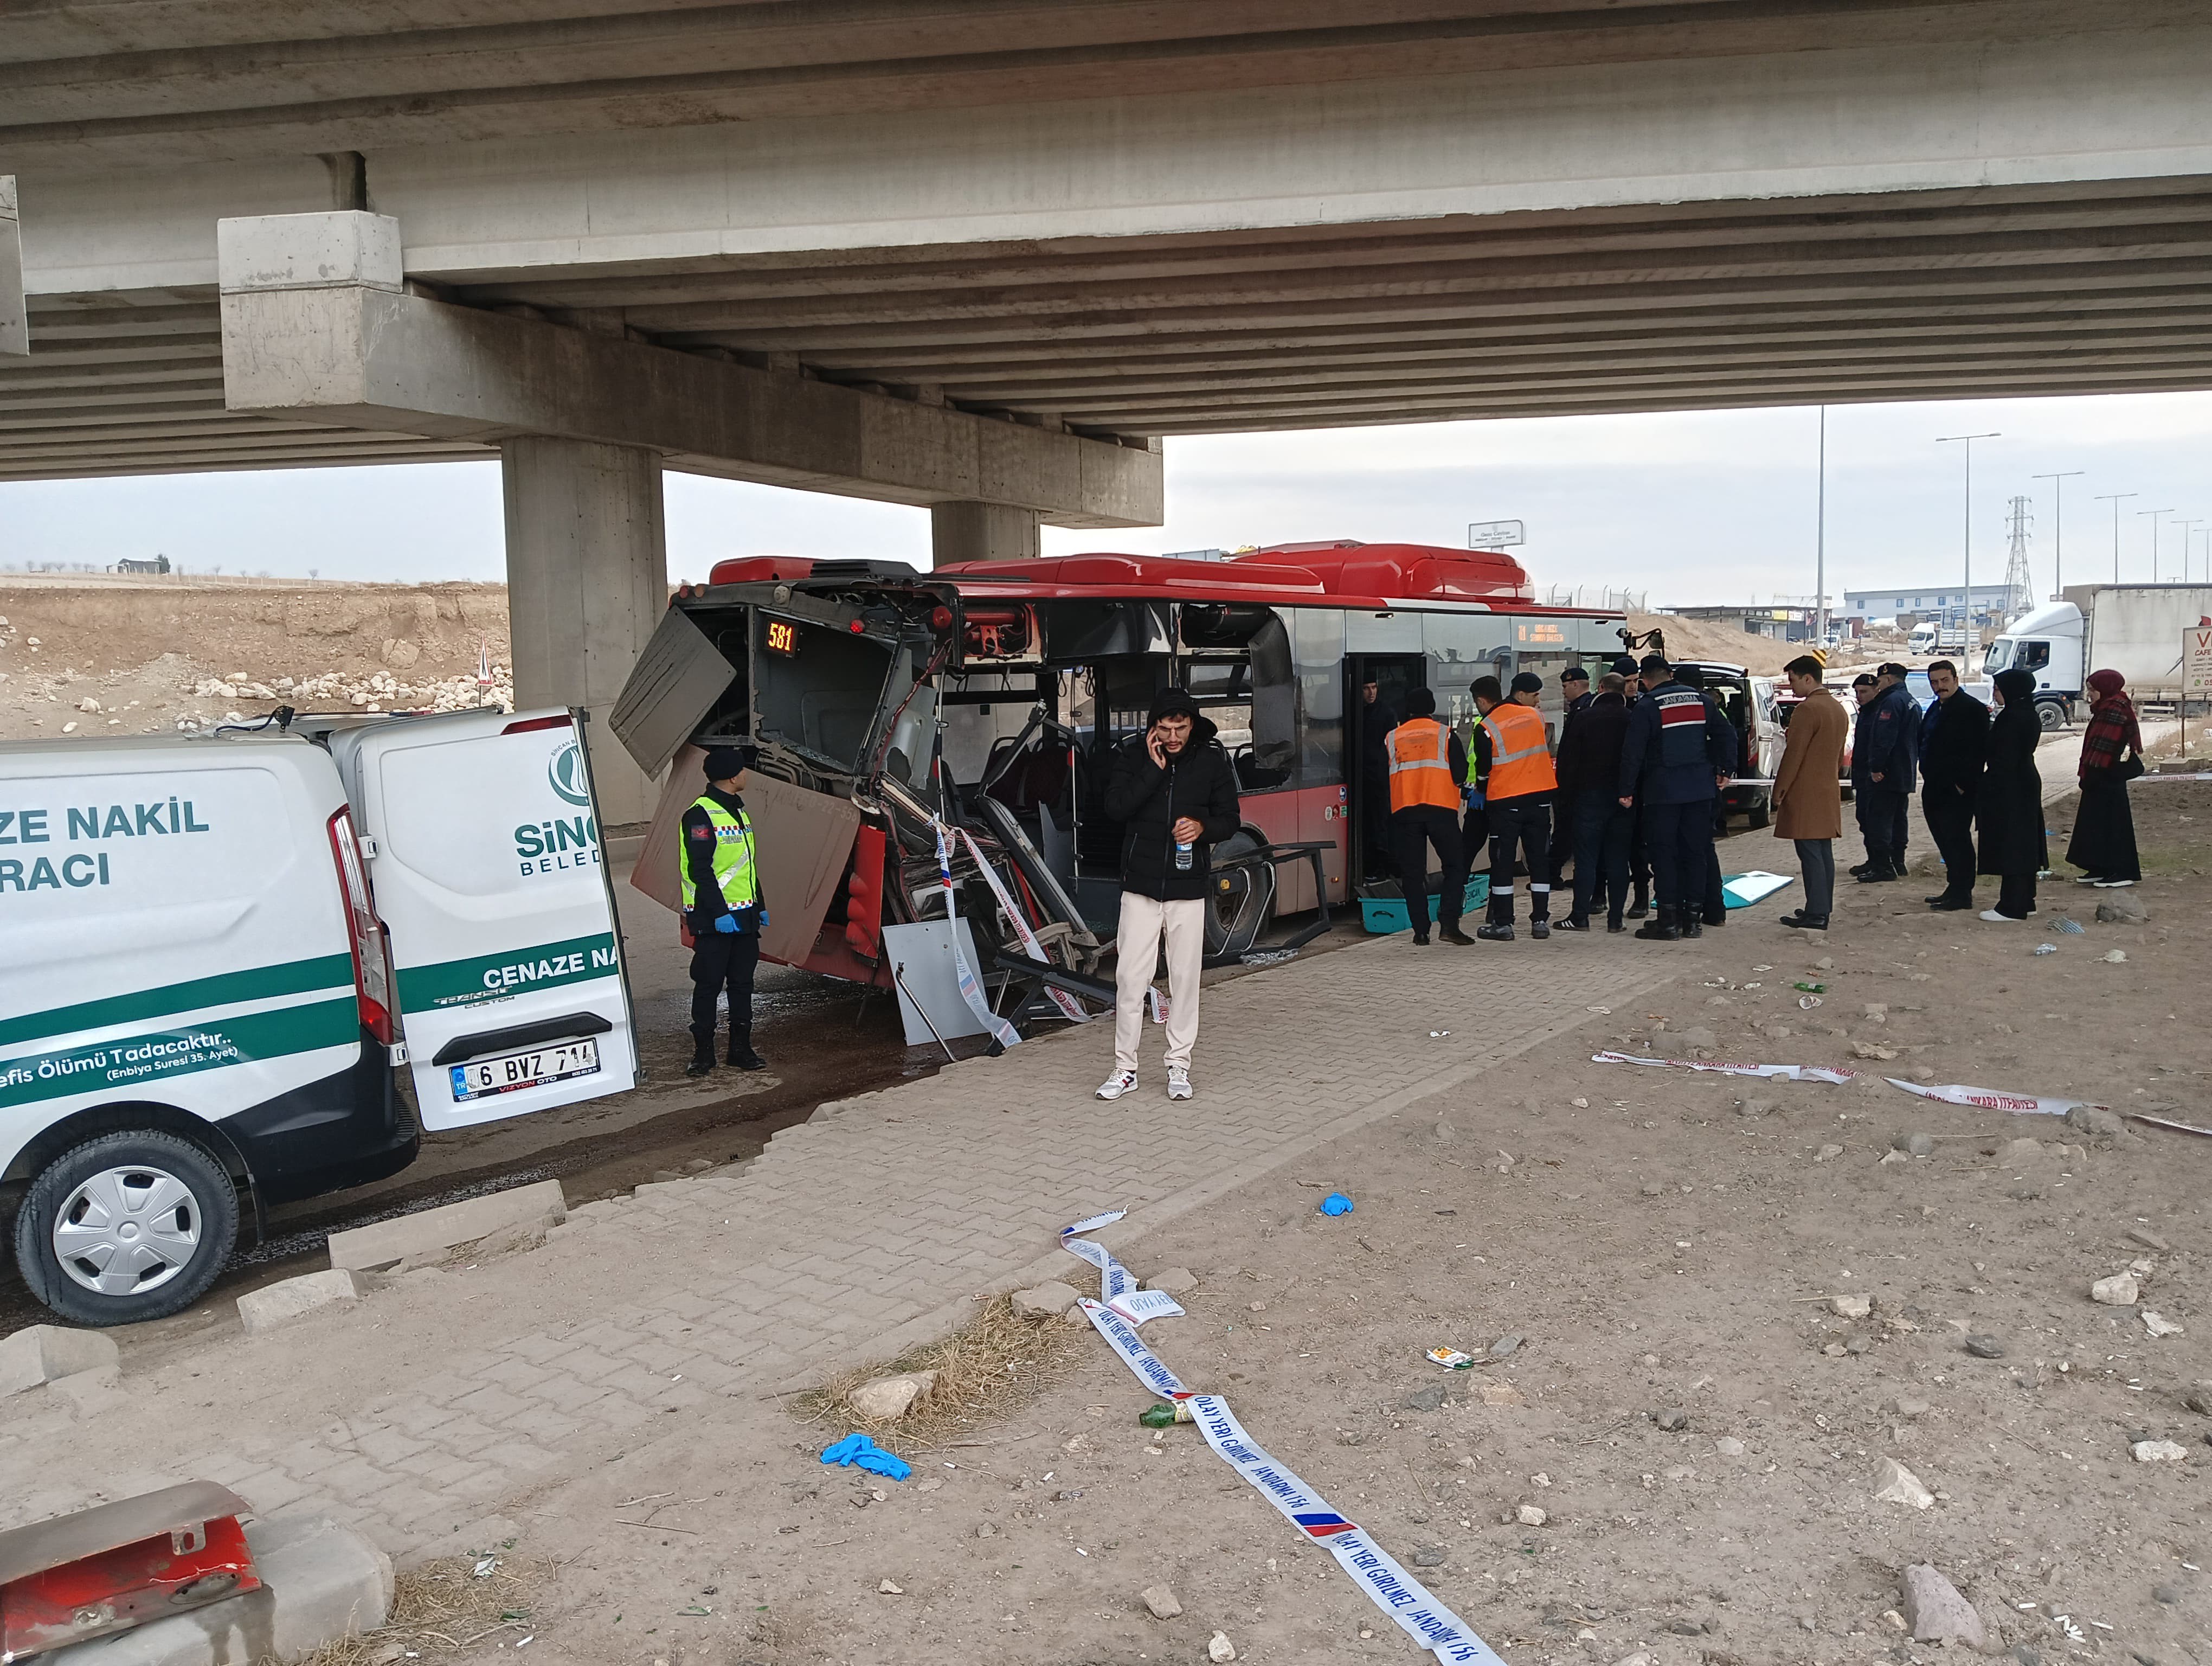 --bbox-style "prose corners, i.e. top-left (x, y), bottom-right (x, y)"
top-left (1976, 667), bottom-right (2047, 921)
